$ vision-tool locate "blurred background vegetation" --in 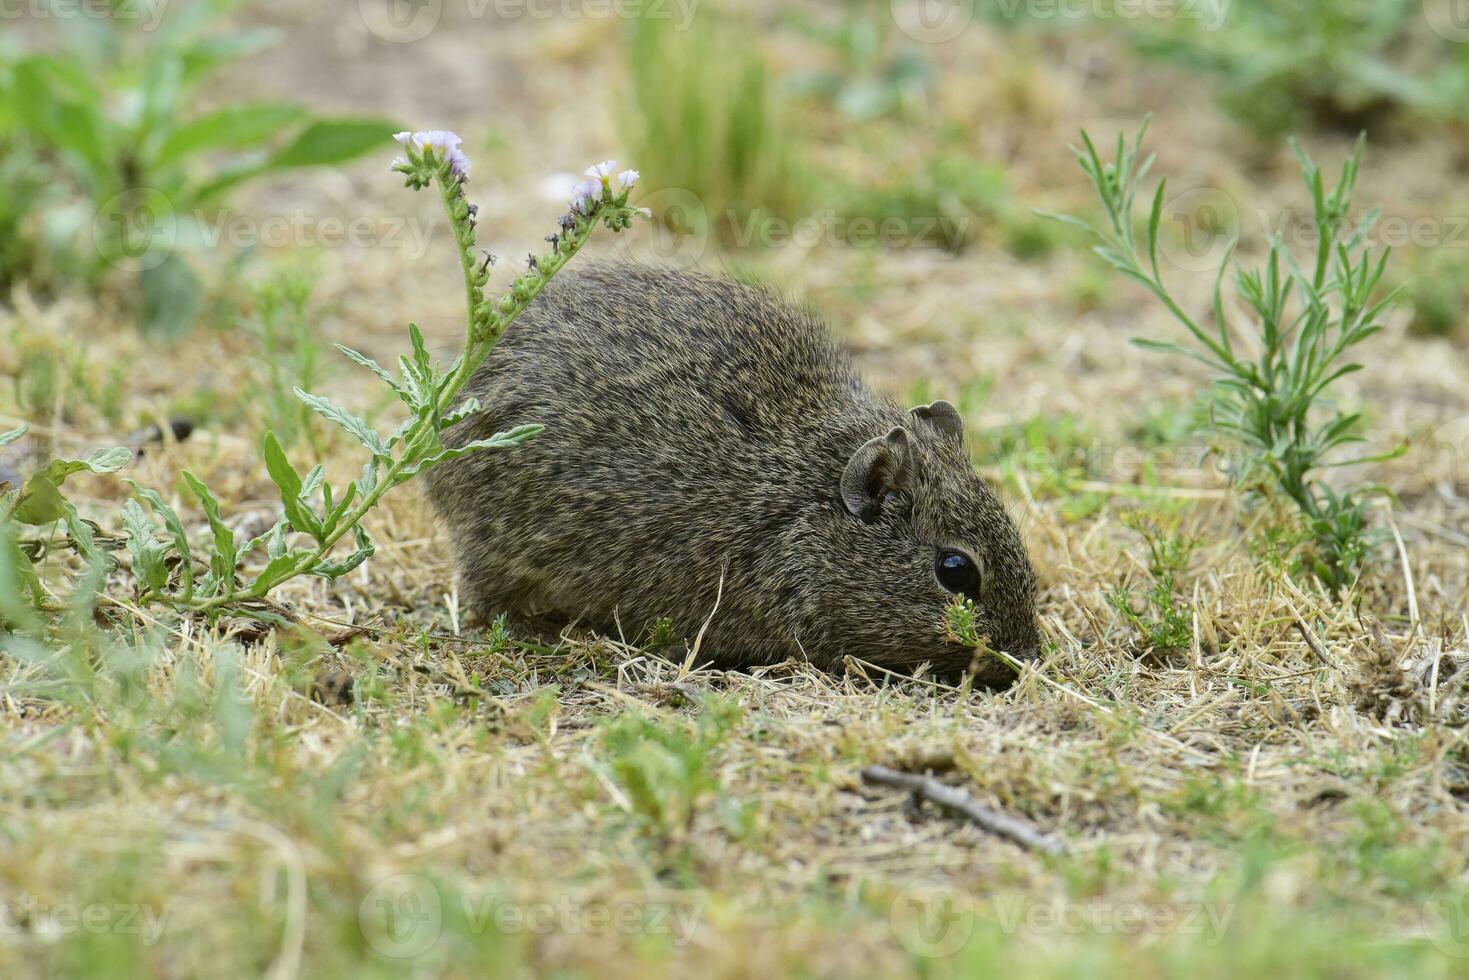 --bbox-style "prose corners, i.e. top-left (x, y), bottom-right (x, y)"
top-left (3, 0), bottom-right (1467, 343)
